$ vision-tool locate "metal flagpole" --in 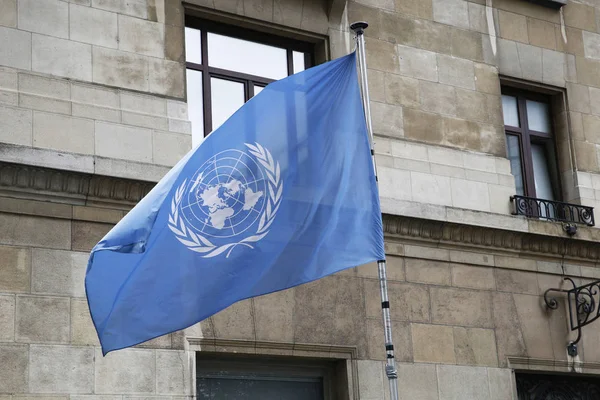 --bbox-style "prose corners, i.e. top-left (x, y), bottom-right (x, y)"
top-left (350, 21), bottom-right (400, 400)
